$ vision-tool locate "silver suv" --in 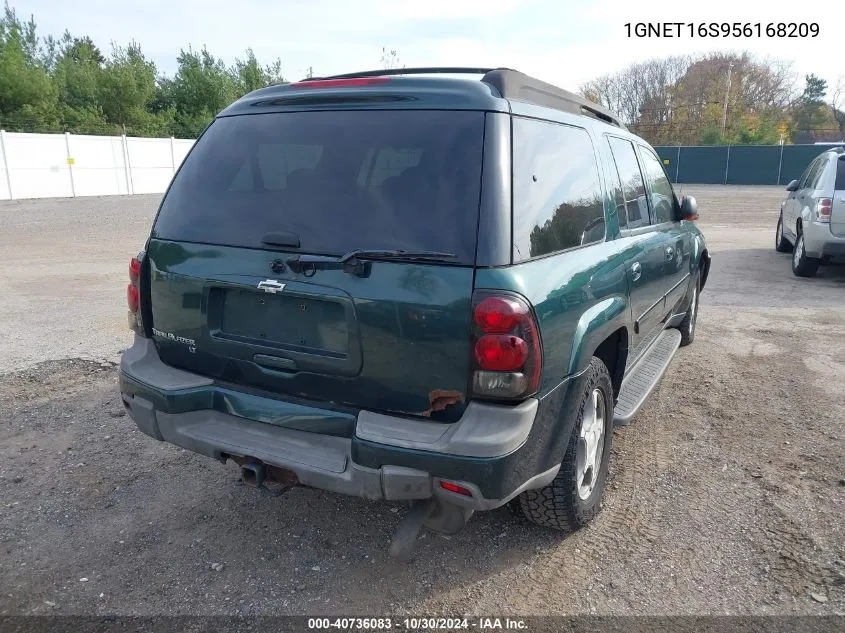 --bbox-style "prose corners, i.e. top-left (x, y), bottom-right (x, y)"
top-left (776, 146), bottom-right (845, 276)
